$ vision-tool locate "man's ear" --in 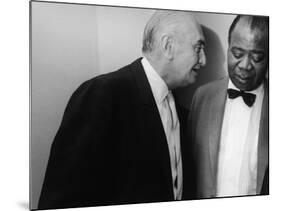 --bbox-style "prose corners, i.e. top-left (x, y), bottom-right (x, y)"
top-left (160, 34), bottom-right (174, 60)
